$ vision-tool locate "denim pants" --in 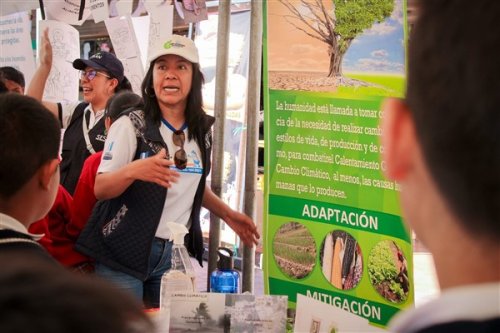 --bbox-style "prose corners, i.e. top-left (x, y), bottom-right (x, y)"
top-left (95, 237), bottom-right (173, 308)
